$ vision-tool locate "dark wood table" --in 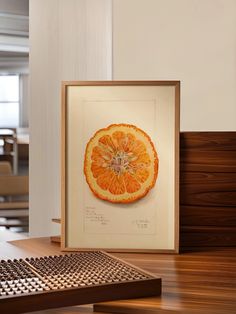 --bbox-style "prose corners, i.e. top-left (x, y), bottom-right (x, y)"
top-left (0, 237), bottom-right (235, 314)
